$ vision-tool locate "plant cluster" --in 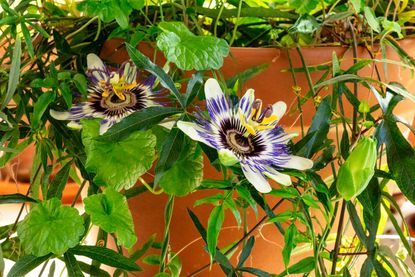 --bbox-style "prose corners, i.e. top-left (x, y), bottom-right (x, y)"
top-left (1, 0), bottom-right (415, 276)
